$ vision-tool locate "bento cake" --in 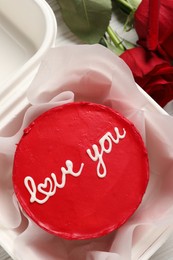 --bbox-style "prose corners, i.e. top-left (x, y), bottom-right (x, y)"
top-left (13, 102), bottom-right (149, 240)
